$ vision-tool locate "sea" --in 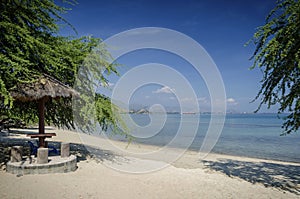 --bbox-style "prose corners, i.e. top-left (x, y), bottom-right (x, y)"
top-left (110, 113), bottom-right (300, 163)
